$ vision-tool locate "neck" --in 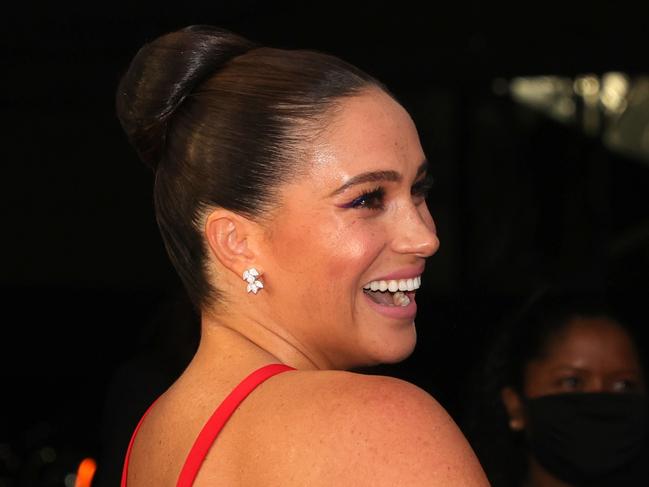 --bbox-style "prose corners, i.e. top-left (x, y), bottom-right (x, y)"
top-left (199, 306), bottom-right (328, 370)
top-left (525, 456), bottom-right (574, 487)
